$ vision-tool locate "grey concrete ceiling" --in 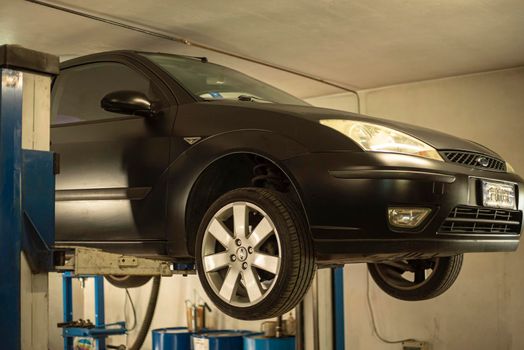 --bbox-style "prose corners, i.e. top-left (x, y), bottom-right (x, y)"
top-left (1, 0), bottom-right (524, 97)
